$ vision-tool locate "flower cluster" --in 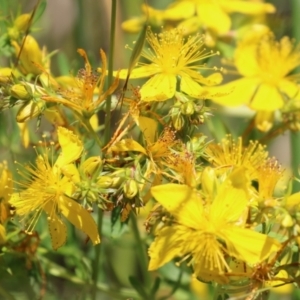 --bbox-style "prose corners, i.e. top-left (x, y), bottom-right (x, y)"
top-left (1, 1), bottom-right (300, 299)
